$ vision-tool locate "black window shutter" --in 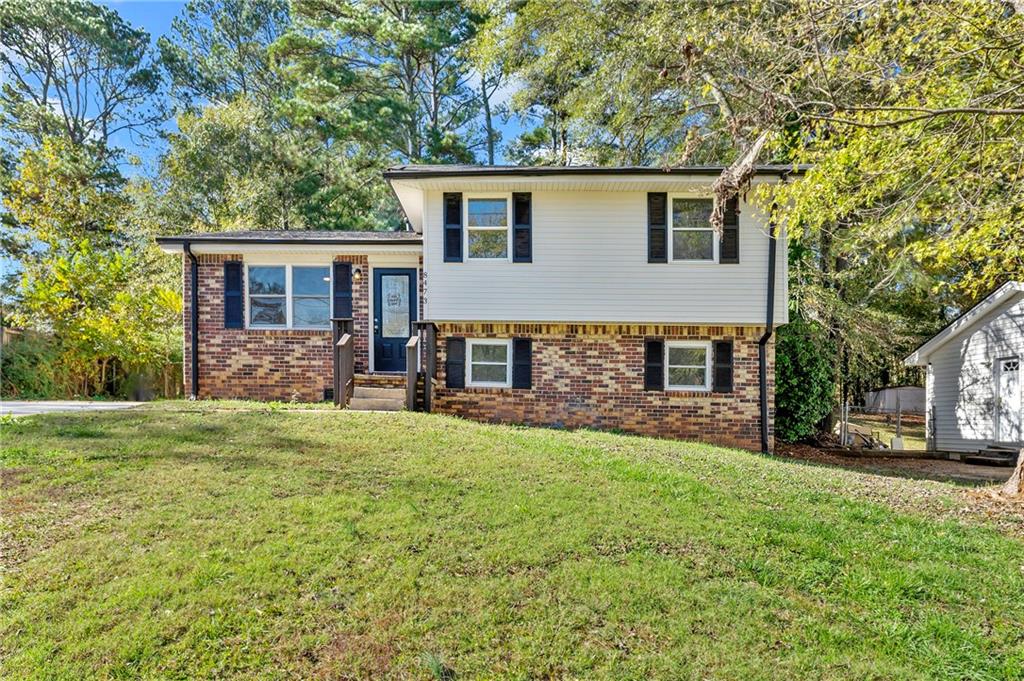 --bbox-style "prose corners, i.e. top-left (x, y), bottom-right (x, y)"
top-left (512, 337), bottom-right (532, 388)
top-left (512, 193), bottom-right (532, 263)
top-left (713, 340), bottom-right (734, 392)
top-left (445, 337), bottom-right (465, 388)
top-left (223, 261), bottom-right (243, 329)
top-left (720, 196), bottom-right (740, 264)
top-left (644, 339), bottom-right (664, 390)
top-left (648, 193), bottom-right (668, 263)
top-left (333, 262), bottom-right (352, 317)
top-left (443, 192), bottom-right (463, 262)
